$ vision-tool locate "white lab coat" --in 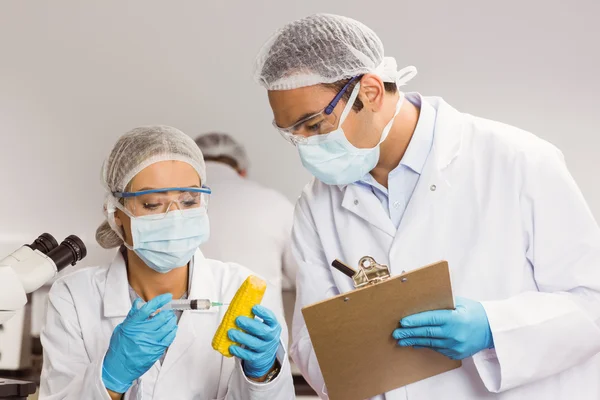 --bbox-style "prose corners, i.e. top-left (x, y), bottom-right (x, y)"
top-left (291, 96), bottom-right (600, 399)
top-left (201, 162), bottom-right (298, 309)
top-left (39, 249), bottom-right (294, 400)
